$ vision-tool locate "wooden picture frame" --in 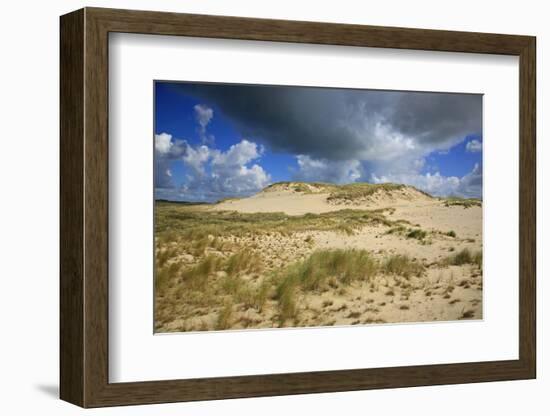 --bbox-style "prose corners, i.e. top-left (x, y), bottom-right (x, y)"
top-left (60, 7), bottom-right (536, 408)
